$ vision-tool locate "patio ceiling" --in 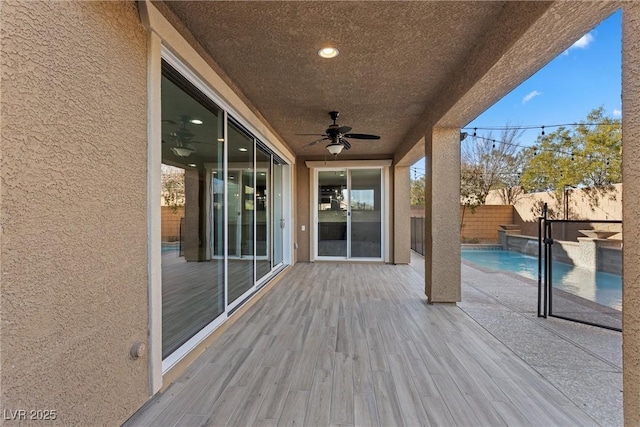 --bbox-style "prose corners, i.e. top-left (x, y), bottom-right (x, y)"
top-left (158, 1), bottom-right (618, 163)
